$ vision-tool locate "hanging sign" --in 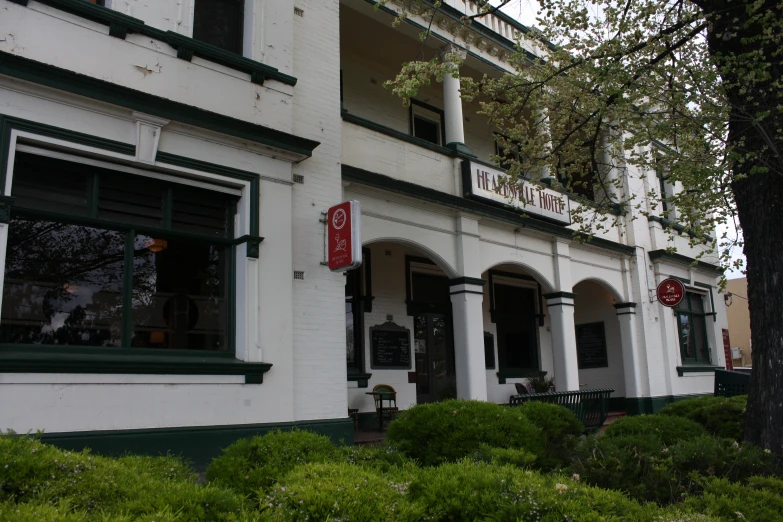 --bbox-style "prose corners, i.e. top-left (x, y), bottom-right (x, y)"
top-left (327, 200), bottom-right (362, 271)
top-left (461, 160), bottom-right (571, 224)
top-left (656, 278), bottom-right (685, 307)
